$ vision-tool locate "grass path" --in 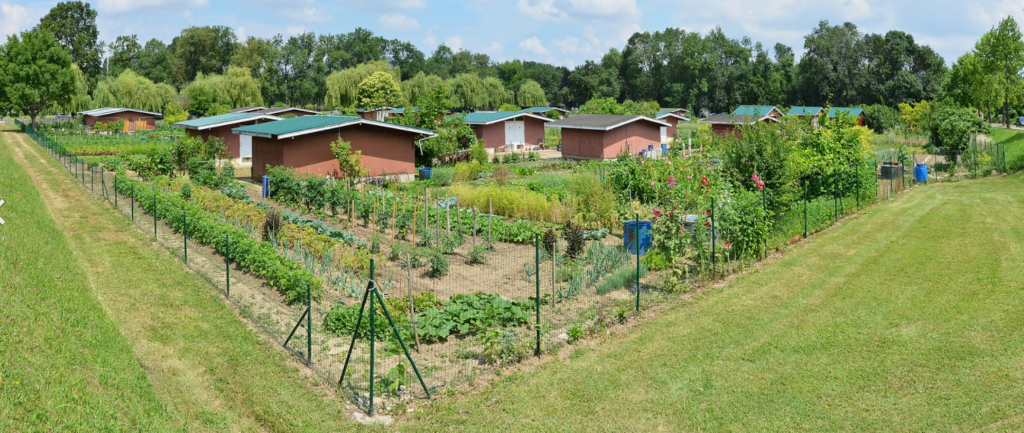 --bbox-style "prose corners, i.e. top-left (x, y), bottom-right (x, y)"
top-left (2, 126), bottom-right (357, 431)
top-left (399, 175), bottom-right (1024, 432)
